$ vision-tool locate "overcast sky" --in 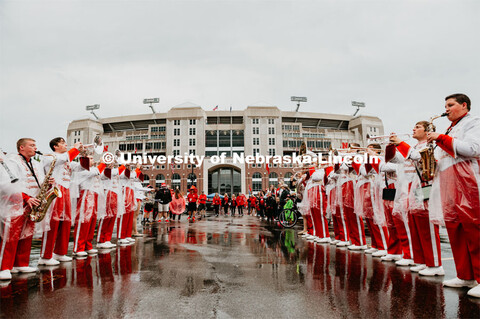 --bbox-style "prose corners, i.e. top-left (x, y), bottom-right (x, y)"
top-left (1, 0), bottom-right (479, 153)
